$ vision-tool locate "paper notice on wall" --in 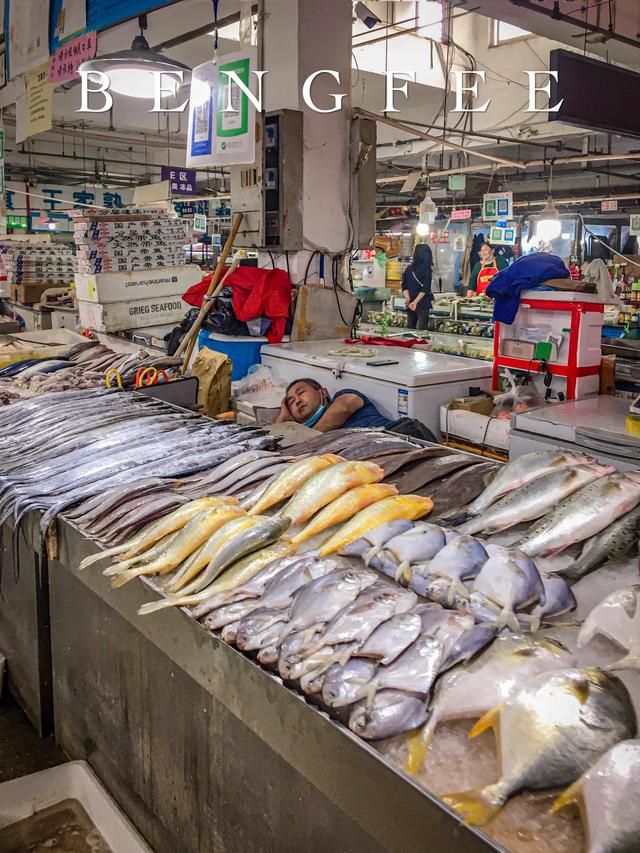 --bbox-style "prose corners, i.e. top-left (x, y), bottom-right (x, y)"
top-left (17, 65), bottom-right (53, 141)
top-left (52, 0), bottom-right (87, 44)
top-left (7, 0), bottom-right (50, 78)
top-left (48, 31), bottom-right (97, 83)
top-left (187, 48), bottom-right (257, 167)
